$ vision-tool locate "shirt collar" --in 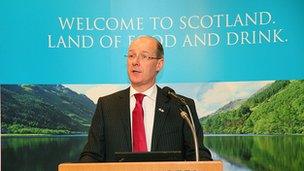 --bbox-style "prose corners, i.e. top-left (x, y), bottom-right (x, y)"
top-left (130, 84), bottom-right (157, 101)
